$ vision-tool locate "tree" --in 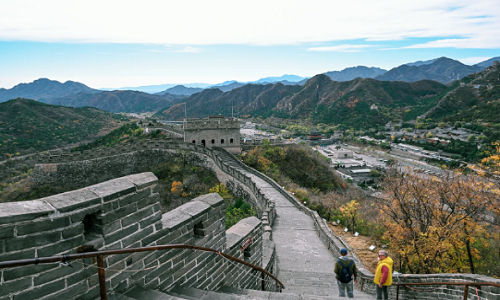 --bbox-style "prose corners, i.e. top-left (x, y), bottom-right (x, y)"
top-left (376, 168), bottom-right (490, 274)
top-left (468, 135), bottom-right (476, 142)
top-left (369, 169), bottom-right (381, 177)
top-left (339, 200), bottom-right (360, 233)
